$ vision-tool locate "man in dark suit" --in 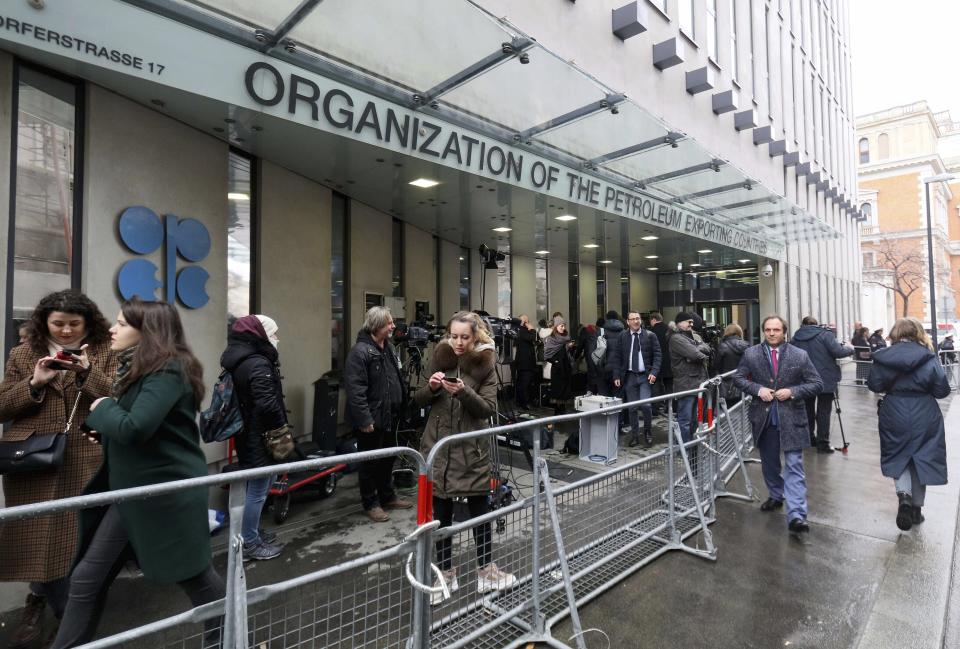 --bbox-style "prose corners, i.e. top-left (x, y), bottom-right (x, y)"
top-left (610, 311), bottom-right (661, 448)
top-left (649, 312), bottom-right (671, 415)
top-left (733, 315), bottom-right (823, 538)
